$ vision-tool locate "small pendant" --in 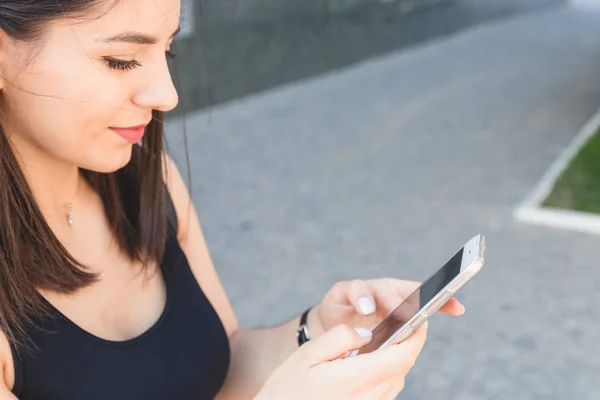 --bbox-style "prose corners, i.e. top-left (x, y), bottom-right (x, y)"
top-left (67, 202), bottom-right (73, 227)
